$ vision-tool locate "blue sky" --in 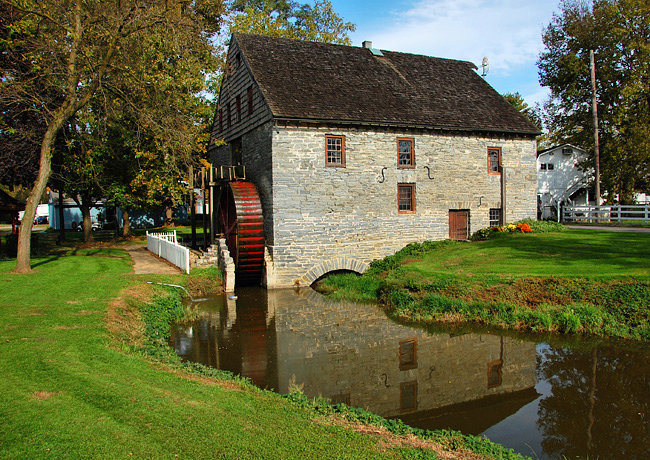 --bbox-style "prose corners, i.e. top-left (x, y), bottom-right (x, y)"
top-left (329, 0), bottom-right (560, 107)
